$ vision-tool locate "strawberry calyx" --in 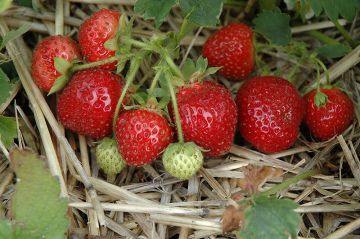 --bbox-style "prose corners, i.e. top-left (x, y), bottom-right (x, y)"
top-left (48, 58), bottom-right (80, 95)
top-left (314, 90), bottom-right (329, 108)
top-left (181, 56), bottom-right (221, 84)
